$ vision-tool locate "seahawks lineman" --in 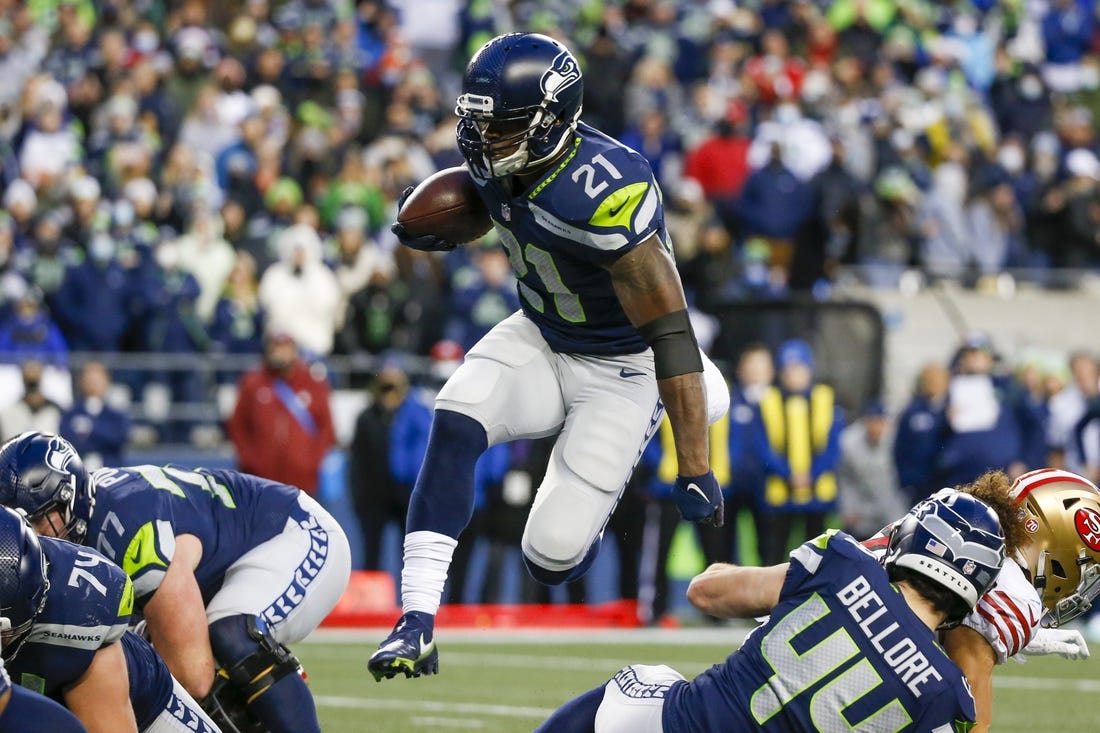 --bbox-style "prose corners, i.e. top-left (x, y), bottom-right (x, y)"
top-left (0, 432), bottom-right (351, 733)
top-left (0, 505), bottom-right (220, 733)
top-left (538, 492), bottom-right (1005, 732)
top-left (370, 32), bottom-right (730, 681)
